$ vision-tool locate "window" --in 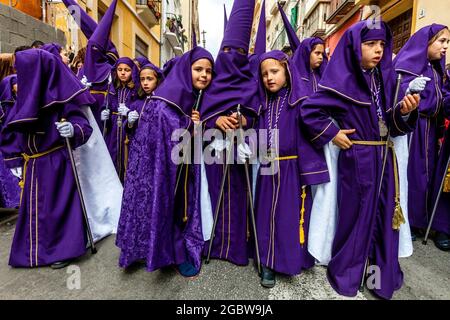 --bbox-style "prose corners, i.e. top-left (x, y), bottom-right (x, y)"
top-left (135, 35), bottom-right (149, 58)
